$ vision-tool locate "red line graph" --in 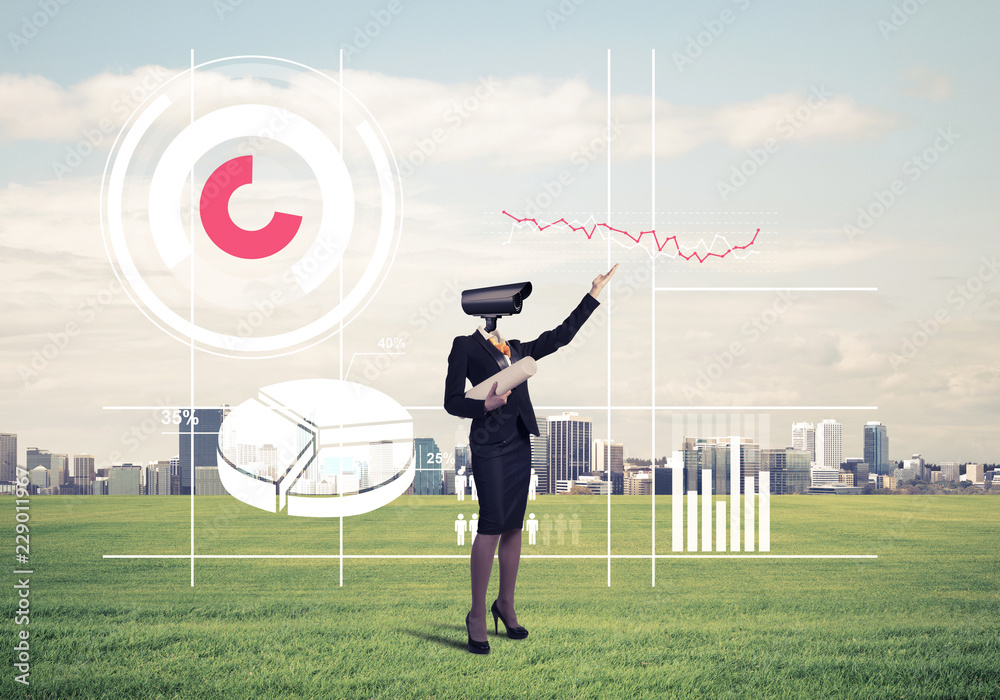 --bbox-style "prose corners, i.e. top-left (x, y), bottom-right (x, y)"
top-left (502, 211), bottom-right (760, 262)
